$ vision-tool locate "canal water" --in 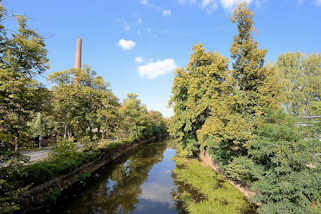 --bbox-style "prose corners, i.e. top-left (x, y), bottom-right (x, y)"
top-left (51, 141), bottom-right (254, 214)
top-left (59, 142), bottom-right (179, 214)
